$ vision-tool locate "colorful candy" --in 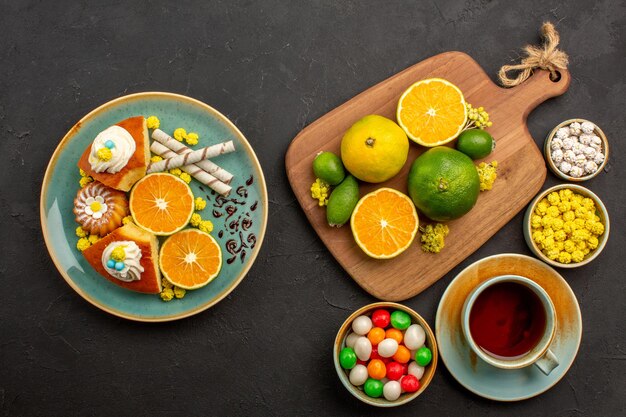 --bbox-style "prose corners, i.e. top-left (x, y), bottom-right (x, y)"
top-left (386, 361), bottom-right (404, 381)
top-left (390, 310), bottom-right (411, 330)
top-left (352, 315), bottom-right (373, 335)
top-left (367, 327), bottom-right (385, 345)
top-left (400, 374), bottom-right (420, 393)
top-left (408, 361), bottom-right (425, 379)
top-left (404, 324), bottom-right (426, 350)
top-left (385, 328), bottom-right (403, 344)
top-left (367, 359), bottom-right (386, 379)
top-left (383, 380), bottom-right (402, 401)
top-left (349, 364), bottom-right (368, 386)
top-left (371, 309), bottom-right (391, 328)
top-left (377, 338), bottom-right (399, 358)
top-left (393, 345), bottom-right (411, 364)
top-left (415, 346), bottom-right (432, 366)
top-left (354, 337), bottom-right (372, 361)
top-left (339, 347), bottom-right (357, 370)
top-left (341, 309), bottom-right (432, 402)
top-left (363, 378), bottom-right (384, 398)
